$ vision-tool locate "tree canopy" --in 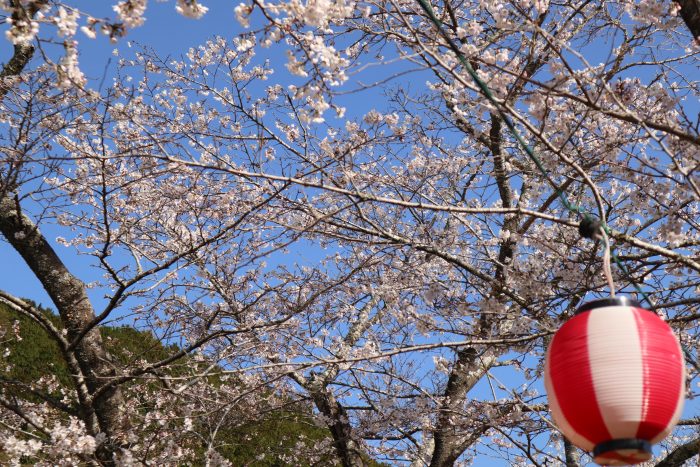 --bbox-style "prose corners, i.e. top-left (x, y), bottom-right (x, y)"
top-left (0, 301), bottom-right (339, 465)
top-left (0, 0), bottom-right (698, 465)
